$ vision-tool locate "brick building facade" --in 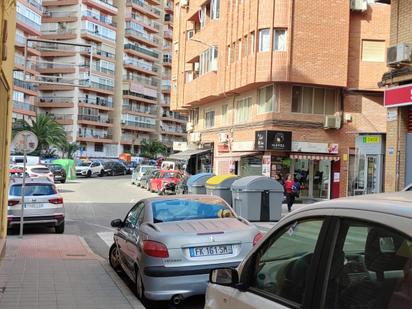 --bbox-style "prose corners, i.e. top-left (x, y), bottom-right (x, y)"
top-left (171, 0), bottom-right (390, 200)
